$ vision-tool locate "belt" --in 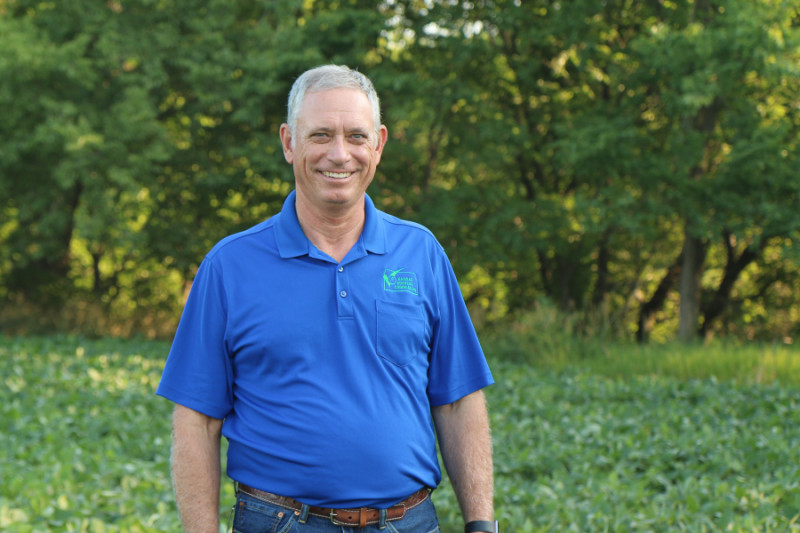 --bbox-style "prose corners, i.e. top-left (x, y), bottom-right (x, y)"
top-left (237, 484), bottom-right (430, 527)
